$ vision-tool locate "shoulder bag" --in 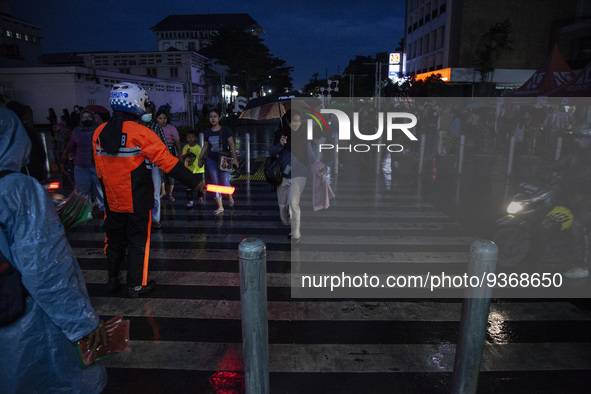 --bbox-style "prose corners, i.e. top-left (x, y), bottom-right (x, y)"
top-left (218, 128), bottom-right (233, 172)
